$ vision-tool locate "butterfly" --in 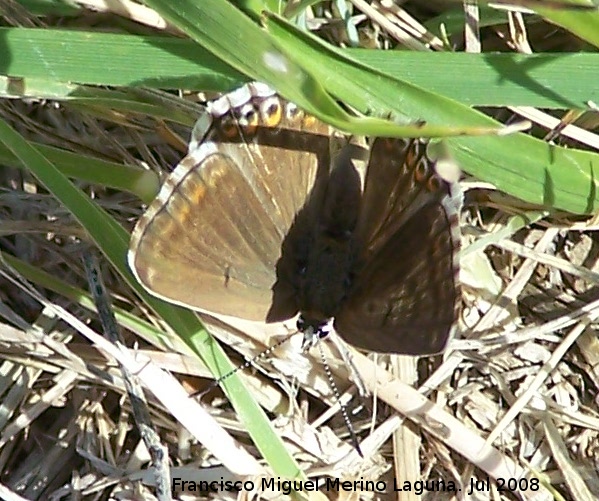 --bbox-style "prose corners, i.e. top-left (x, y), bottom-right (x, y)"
top-left (128, 82), bottom-right (462, 355)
